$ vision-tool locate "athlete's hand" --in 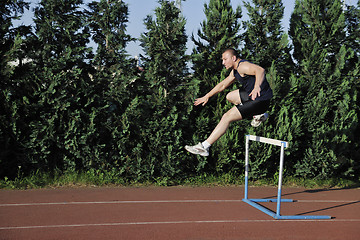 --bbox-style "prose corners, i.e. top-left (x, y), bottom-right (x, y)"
top-left (249, 86), bottom-right (261, 100)
top-left (194, 96), bottom-right (209, 106)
